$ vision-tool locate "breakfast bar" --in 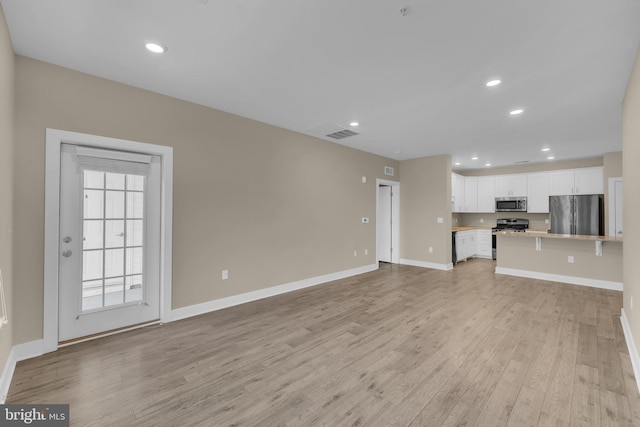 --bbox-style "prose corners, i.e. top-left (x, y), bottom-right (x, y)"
top-left (494, 231), bottom-right (623, 291)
